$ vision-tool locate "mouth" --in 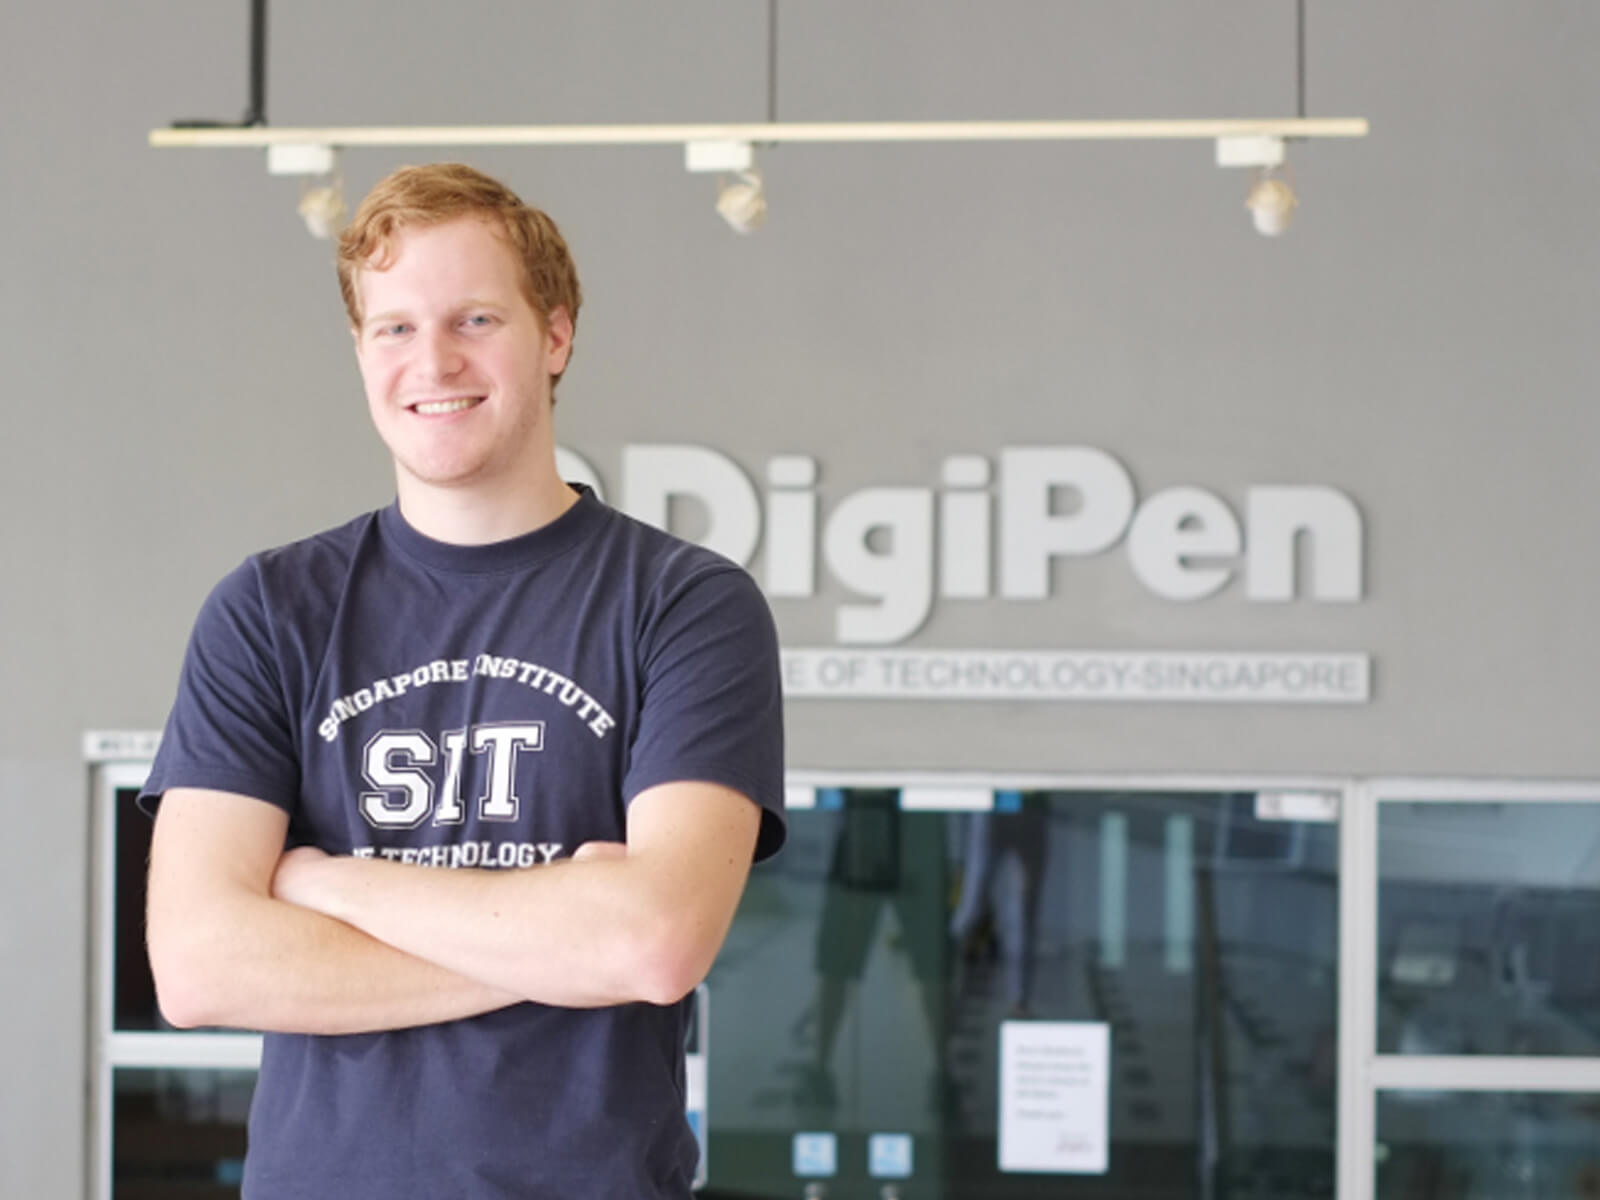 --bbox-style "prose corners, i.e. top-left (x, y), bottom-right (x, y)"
top-left (409, 396), bottom-right (484, 416)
